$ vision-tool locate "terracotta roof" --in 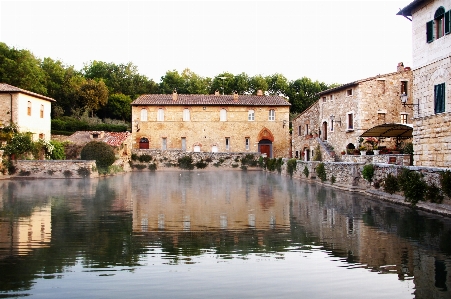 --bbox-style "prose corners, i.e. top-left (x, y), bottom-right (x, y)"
top-left (0, 83), bottom-right (56, 102)
top-left (397, 0), bottom-right (427, 17)
top-left (103, 132), bottom-right (131, 147)
top-left (132, 94), bottom-right (291, 106)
